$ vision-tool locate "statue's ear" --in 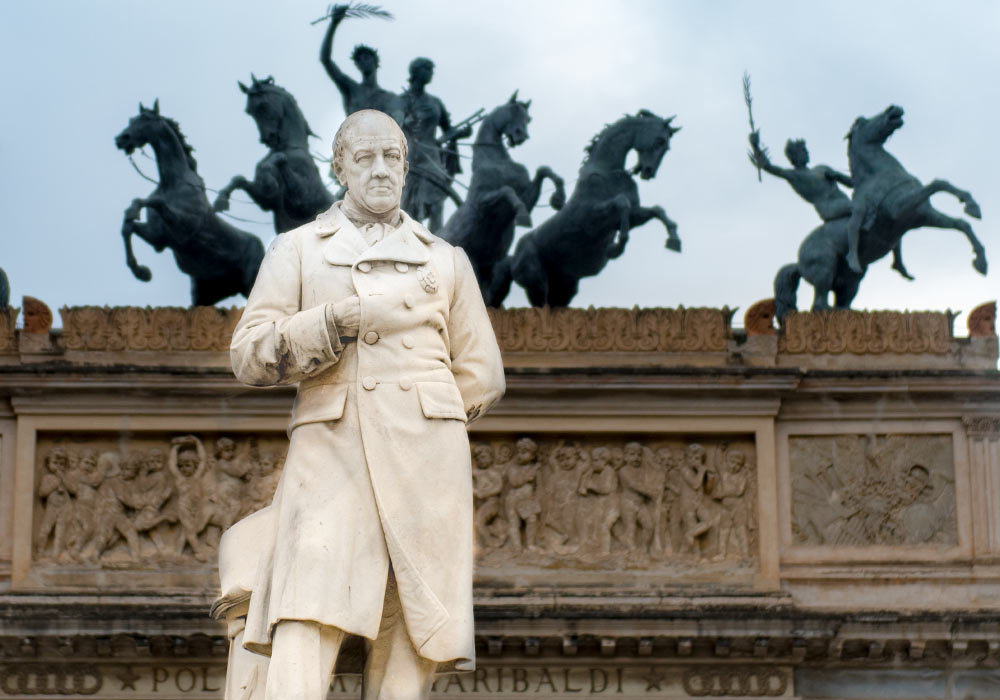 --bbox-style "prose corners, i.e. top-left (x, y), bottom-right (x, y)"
top-left (251, 72), bottom-right (259, 85)
top-left (138, 101), bottom-right (145, 112)
top-left (524, 99), bottom-right (532, 110)
top-left (239, 81), bottom-right (249, 94)
top-left (153, 99), bottom-right (160, 114)
top-left (509, 89), bottom-right (519, 103)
